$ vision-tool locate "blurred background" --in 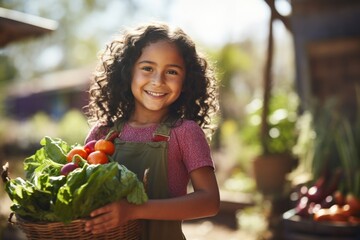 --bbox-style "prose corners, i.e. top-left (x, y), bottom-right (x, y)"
top-left (1, 0), bottom-right (359, 240)
top-left (0, 0), bottom-right (294, 151)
